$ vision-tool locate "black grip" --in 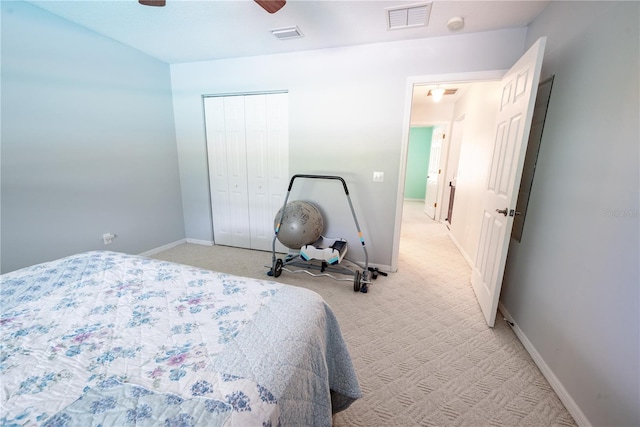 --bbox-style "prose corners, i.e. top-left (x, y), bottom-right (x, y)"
top-left (287, 174), bottom-right (349, 195)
